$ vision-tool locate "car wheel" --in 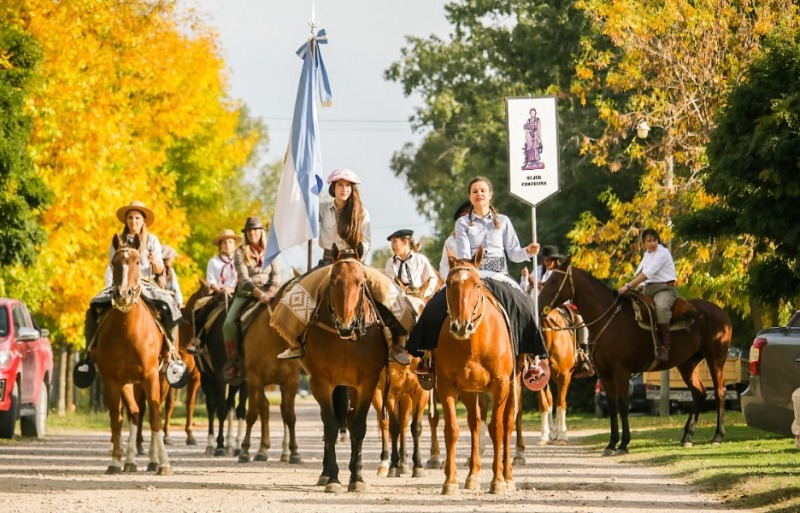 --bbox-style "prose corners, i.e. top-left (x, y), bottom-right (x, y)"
top-left (0, 383), bottom-right (19, 439)
top-left (21, 382), bottom-right (48, 438)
